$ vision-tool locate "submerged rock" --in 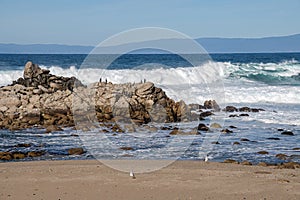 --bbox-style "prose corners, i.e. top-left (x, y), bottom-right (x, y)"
top-left (257, 151), bottom-right (269, 155)
top-left (223, 106), bottom-right (265, 113)
top-left (221, 129), bottom-right (233, 134)
top-left (120, 147), bottom-right (133, 151)
top-left (210, 123), bottom-right (222, 129)
top-left (238, 107), bottom-right (251, 112)
top-left (68, 147), bottom-right (85, 155)
top-left (267, 137), bottom-right (280, 140)
top-left (239, 107), bottom-right (265, 112)
top-left (203, 100), bottom-right (220, 111)
top-left (224, 106), bottom-right (238, 112)
top-left (211, 141), bottom-right (220, 144)
top-left (12, 152), bottom-right (26, 159)
top-left (281, 131), bottom-right (294, 136)
top-left (197, 123), bottom-right (209, 131)
top-left (0, 152), bottom-right (13, 160)
top-left (27, 151), bottom-right (44, 157)
top-left (0, 151), bottom-right (45, 160)
top-left (199, 111), bottom-right (214, 118)
top-left (240, 138), bottom-right (250, 142)
top-left (15, 143), bottom-right (31, 148)
top-left (170, 129), bottom-right (199, 135)
top-left (276, 153), bottom-right (288, 160)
